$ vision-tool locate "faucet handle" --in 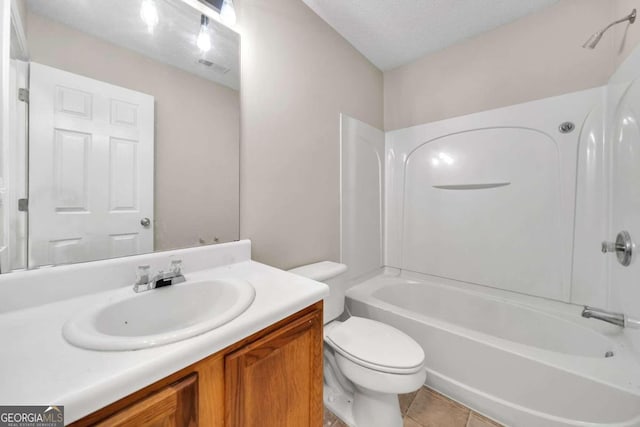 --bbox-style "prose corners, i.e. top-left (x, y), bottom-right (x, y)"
top-left (601, 231), bottom-right (633, 266)
top-left (136, 265), bottom-right (151, 284)
top-left (170, 259), bottom-right (183, 275)
top-left (601, 241), bottom-right (616, 253)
